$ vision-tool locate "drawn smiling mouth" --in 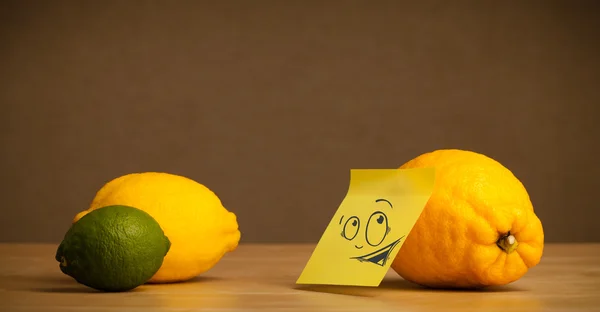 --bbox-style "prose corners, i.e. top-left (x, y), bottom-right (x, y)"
top-left (350, 236), bottom-right (405, 267)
